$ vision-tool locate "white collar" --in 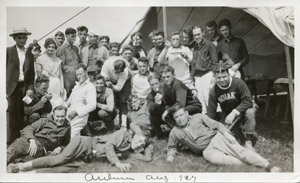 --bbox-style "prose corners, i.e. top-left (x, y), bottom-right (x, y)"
top-left (217, 76), bottom-right (233, 90)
